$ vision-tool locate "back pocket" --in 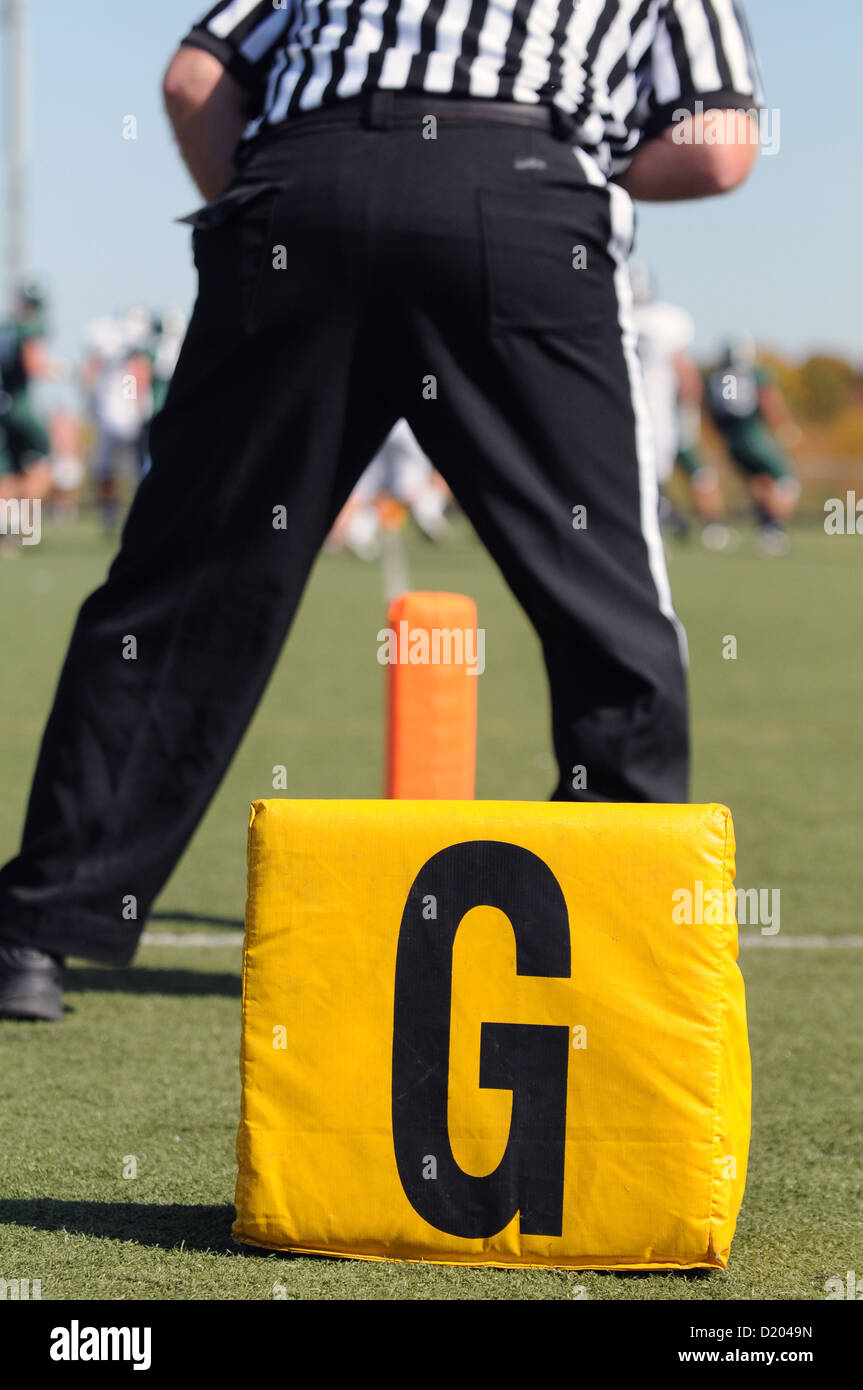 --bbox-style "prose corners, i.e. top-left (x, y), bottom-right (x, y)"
top-left (181, 181), bottom-right (284, 336)
top-left (479, 187), bottom-right (612, 338)
top-left (178, 180), bottom-right (283, 232)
